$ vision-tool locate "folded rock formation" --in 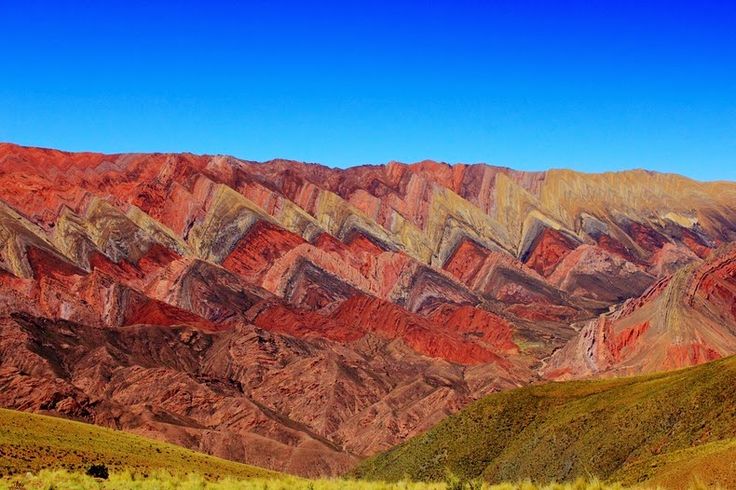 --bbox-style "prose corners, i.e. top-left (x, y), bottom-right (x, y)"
top-left (1, 142), bottom-right (736, 475)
